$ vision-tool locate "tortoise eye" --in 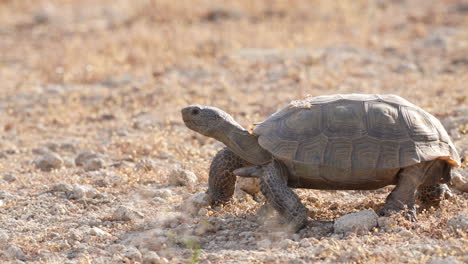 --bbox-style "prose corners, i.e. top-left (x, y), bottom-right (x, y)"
top-left (191, 109), bottom-right (200, 115)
